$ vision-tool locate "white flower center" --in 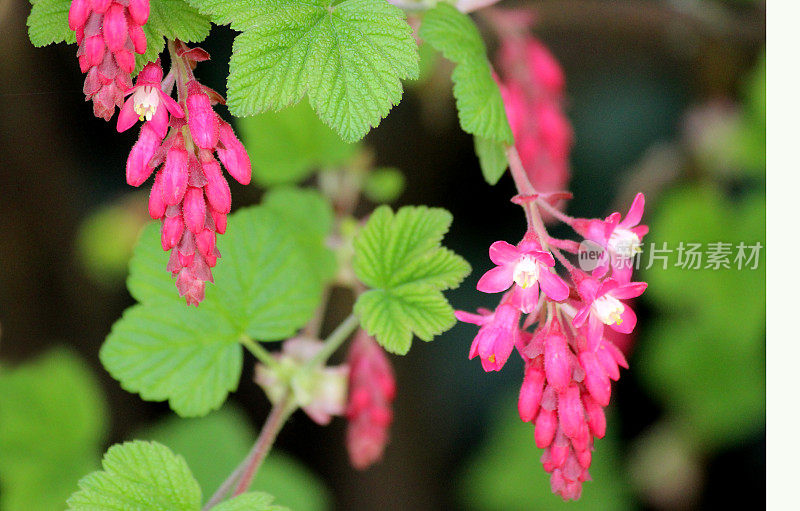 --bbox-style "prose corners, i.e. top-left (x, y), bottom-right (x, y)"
top-left (592, 295), bottom-right (624, 326)
top-left (609, 228), bottom-right (641, 260)
top-left (513, 255), bottom-right (540, 289)
top-left (132, 86), bottom-right (160, 121)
